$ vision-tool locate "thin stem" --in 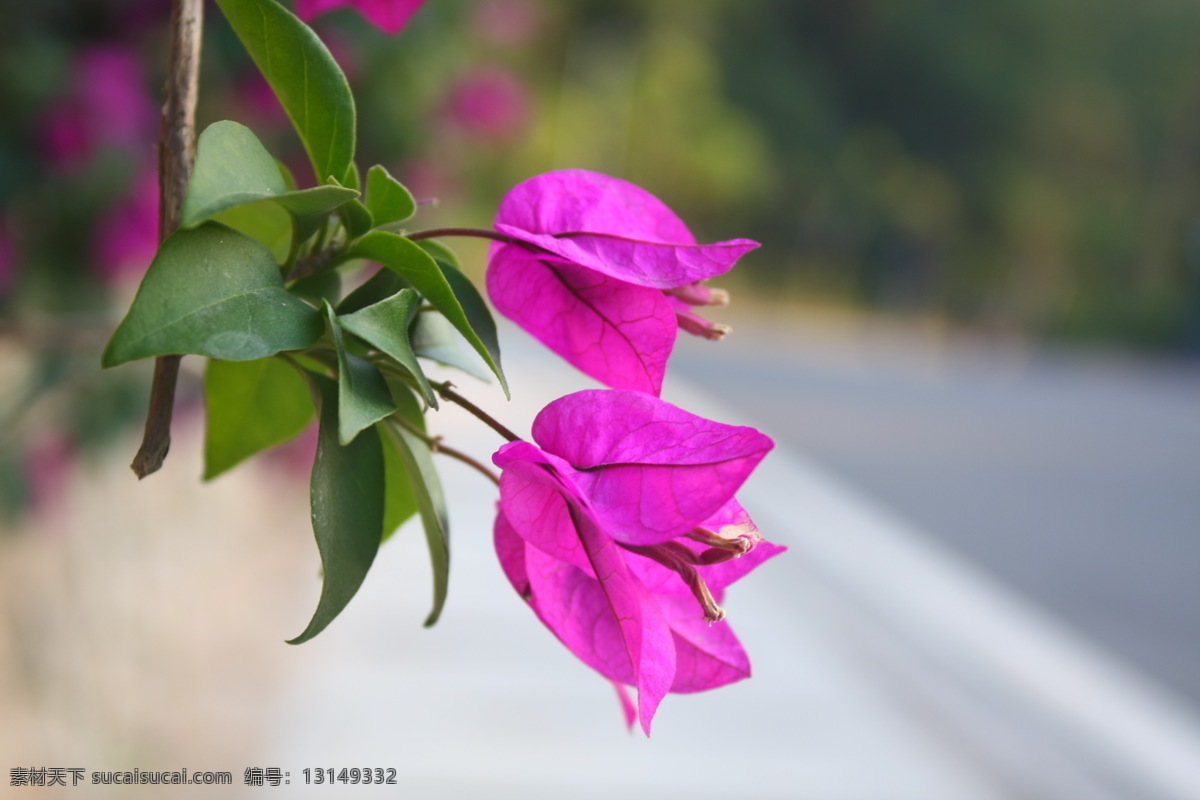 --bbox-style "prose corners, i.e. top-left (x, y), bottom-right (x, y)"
top-left (131, 0), bottom-right (203, 480)
top-left (406, 227), bottom-right (518, 245)
top-left (392, 416), bottom-right (500, 487)
top-left (433, 382), bottom-right (521, 442)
